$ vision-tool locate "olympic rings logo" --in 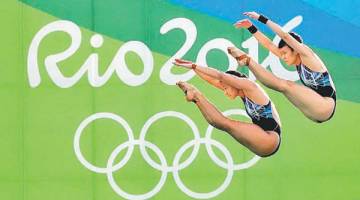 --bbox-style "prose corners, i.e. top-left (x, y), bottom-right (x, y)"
top-left (74, 110), bottom-right (261, 200)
